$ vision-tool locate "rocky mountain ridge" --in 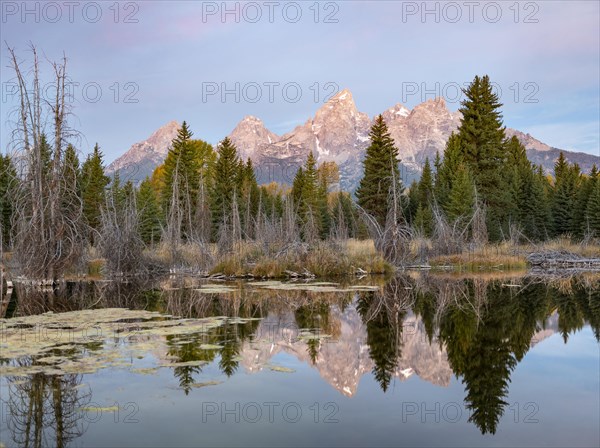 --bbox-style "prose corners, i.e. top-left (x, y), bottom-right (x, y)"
top-left (107, 90), bottom-right (599, 190)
